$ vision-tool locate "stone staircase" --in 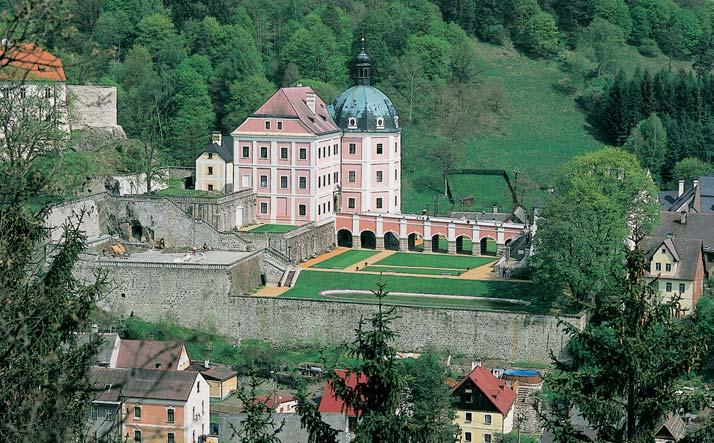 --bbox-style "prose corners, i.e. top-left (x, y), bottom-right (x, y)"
top-left (514, 384), bottom-right (542, 434)
top-left (279, 267), bottom-right (299, 288)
